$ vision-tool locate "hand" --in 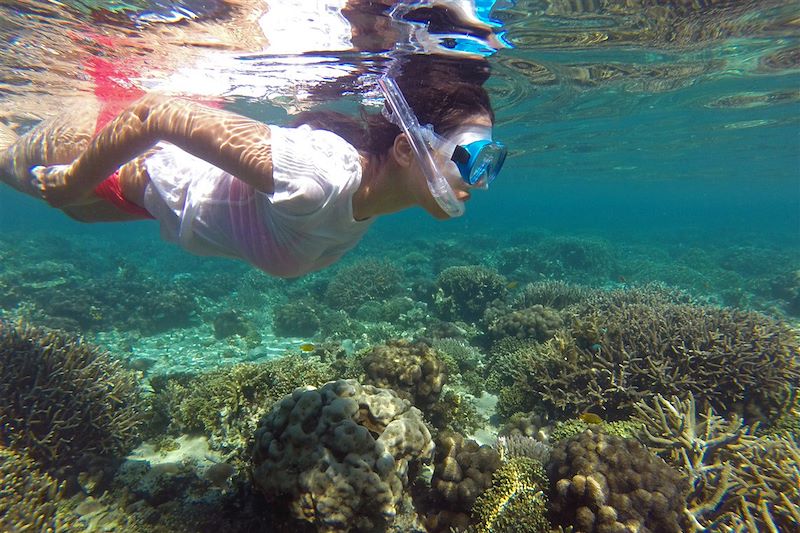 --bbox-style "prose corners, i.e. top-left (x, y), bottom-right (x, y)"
top-left (29, 164), bottom-right (87, 208)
